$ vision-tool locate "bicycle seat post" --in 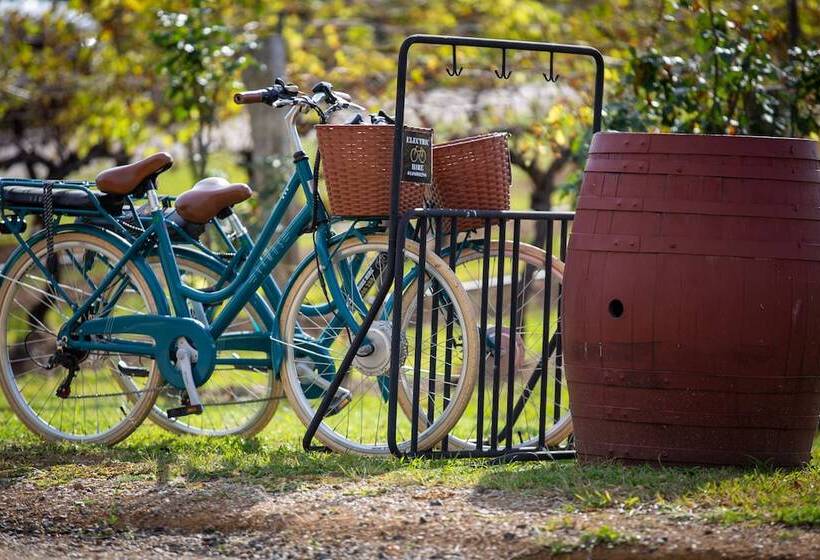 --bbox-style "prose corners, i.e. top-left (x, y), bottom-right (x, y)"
top-left (146, 176), bottom-right (162, 214)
